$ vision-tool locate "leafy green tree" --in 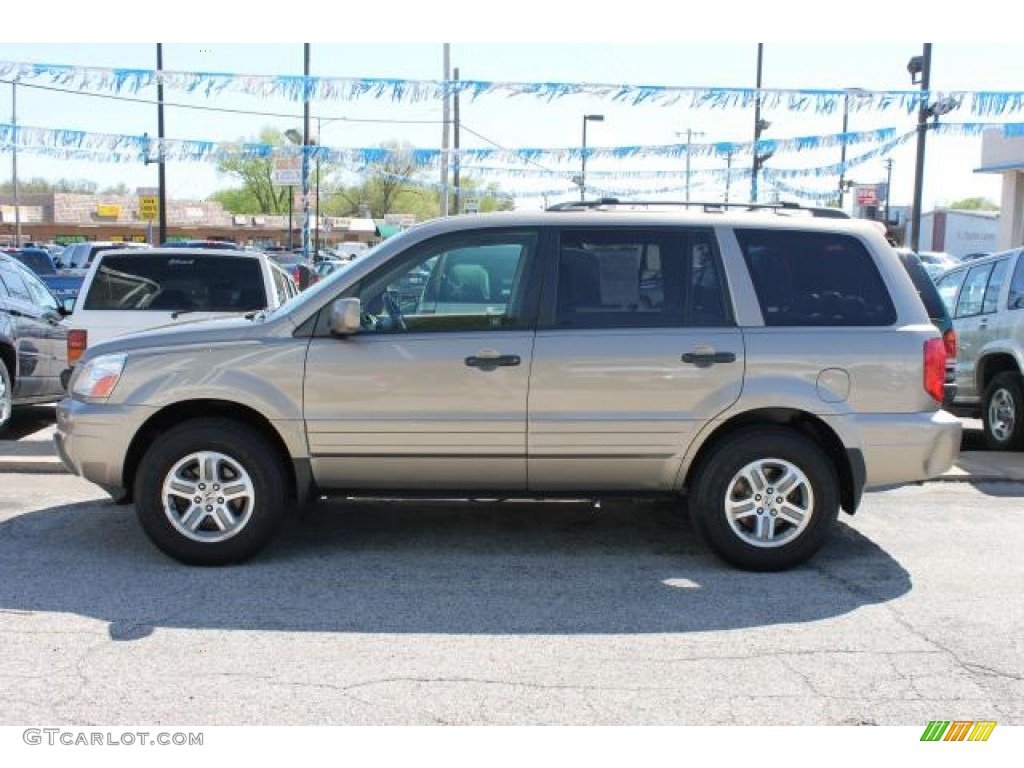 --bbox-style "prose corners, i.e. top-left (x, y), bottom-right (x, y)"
top-left (948, 197), bottom-right (999, 211)
top-left (0, 177), bottom-right (97, 194)
top-left (213, 128), bottom-right (294, 214)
